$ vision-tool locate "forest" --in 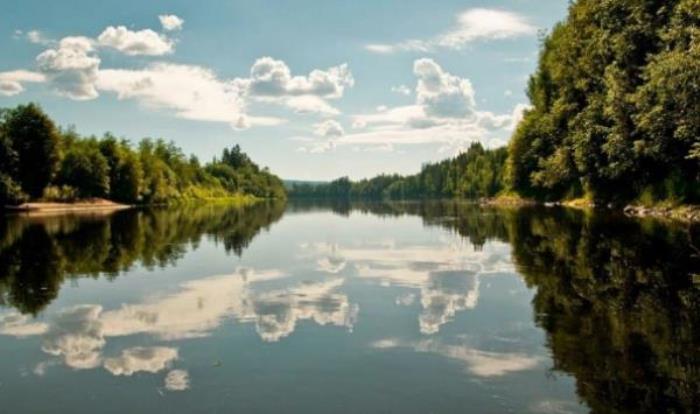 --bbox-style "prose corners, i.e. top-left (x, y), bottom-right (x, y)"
top-left (289, 143), bottom-right (508, 200)
top-left (508, 0), bottom-right (700, 205)
top-left (292, 0), bottom-right (700, 207)
top-left (0, 103), bottom-right (286, 206)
